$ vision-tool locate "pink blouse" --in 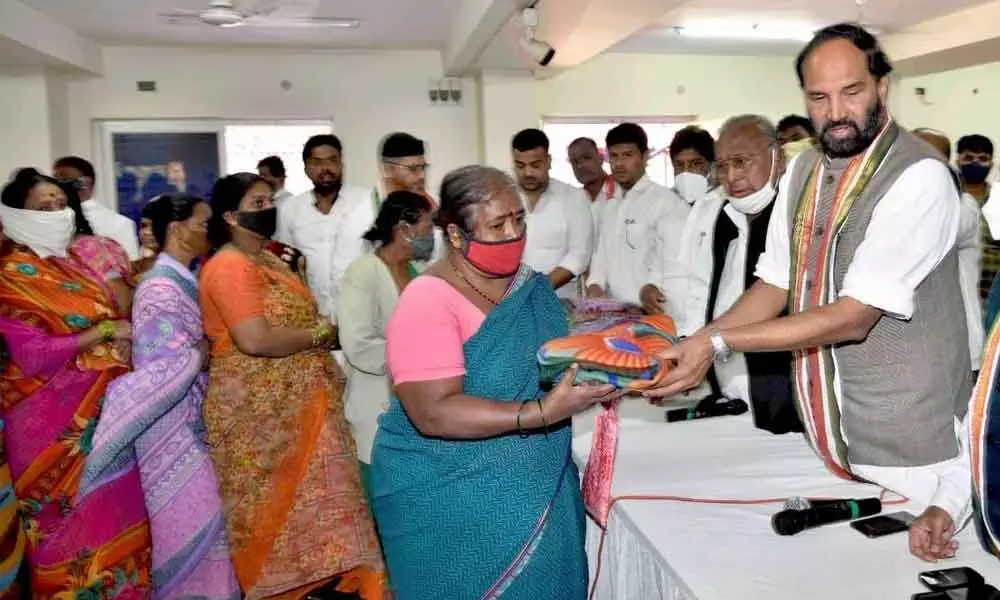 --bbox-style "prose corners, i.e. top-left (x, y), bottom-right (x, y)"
top-left (386, 276), bottom-right (486, 384)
